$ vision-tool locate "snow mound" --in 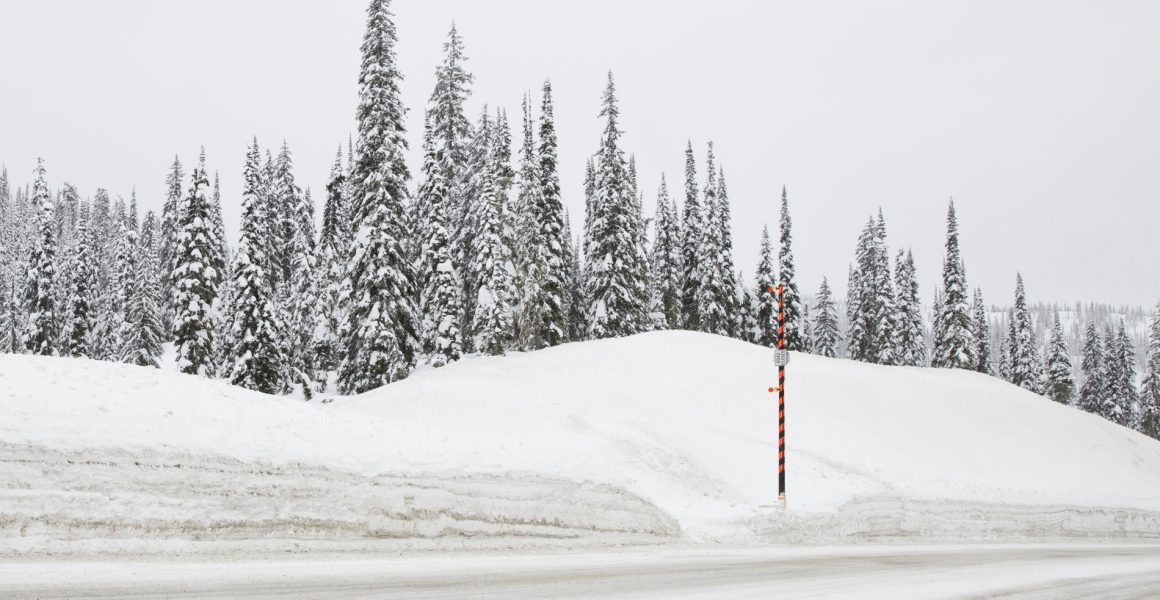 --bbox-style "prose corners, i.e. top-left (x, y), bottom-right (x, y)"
top-left (2, 331), bottom-right (1160, 554)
